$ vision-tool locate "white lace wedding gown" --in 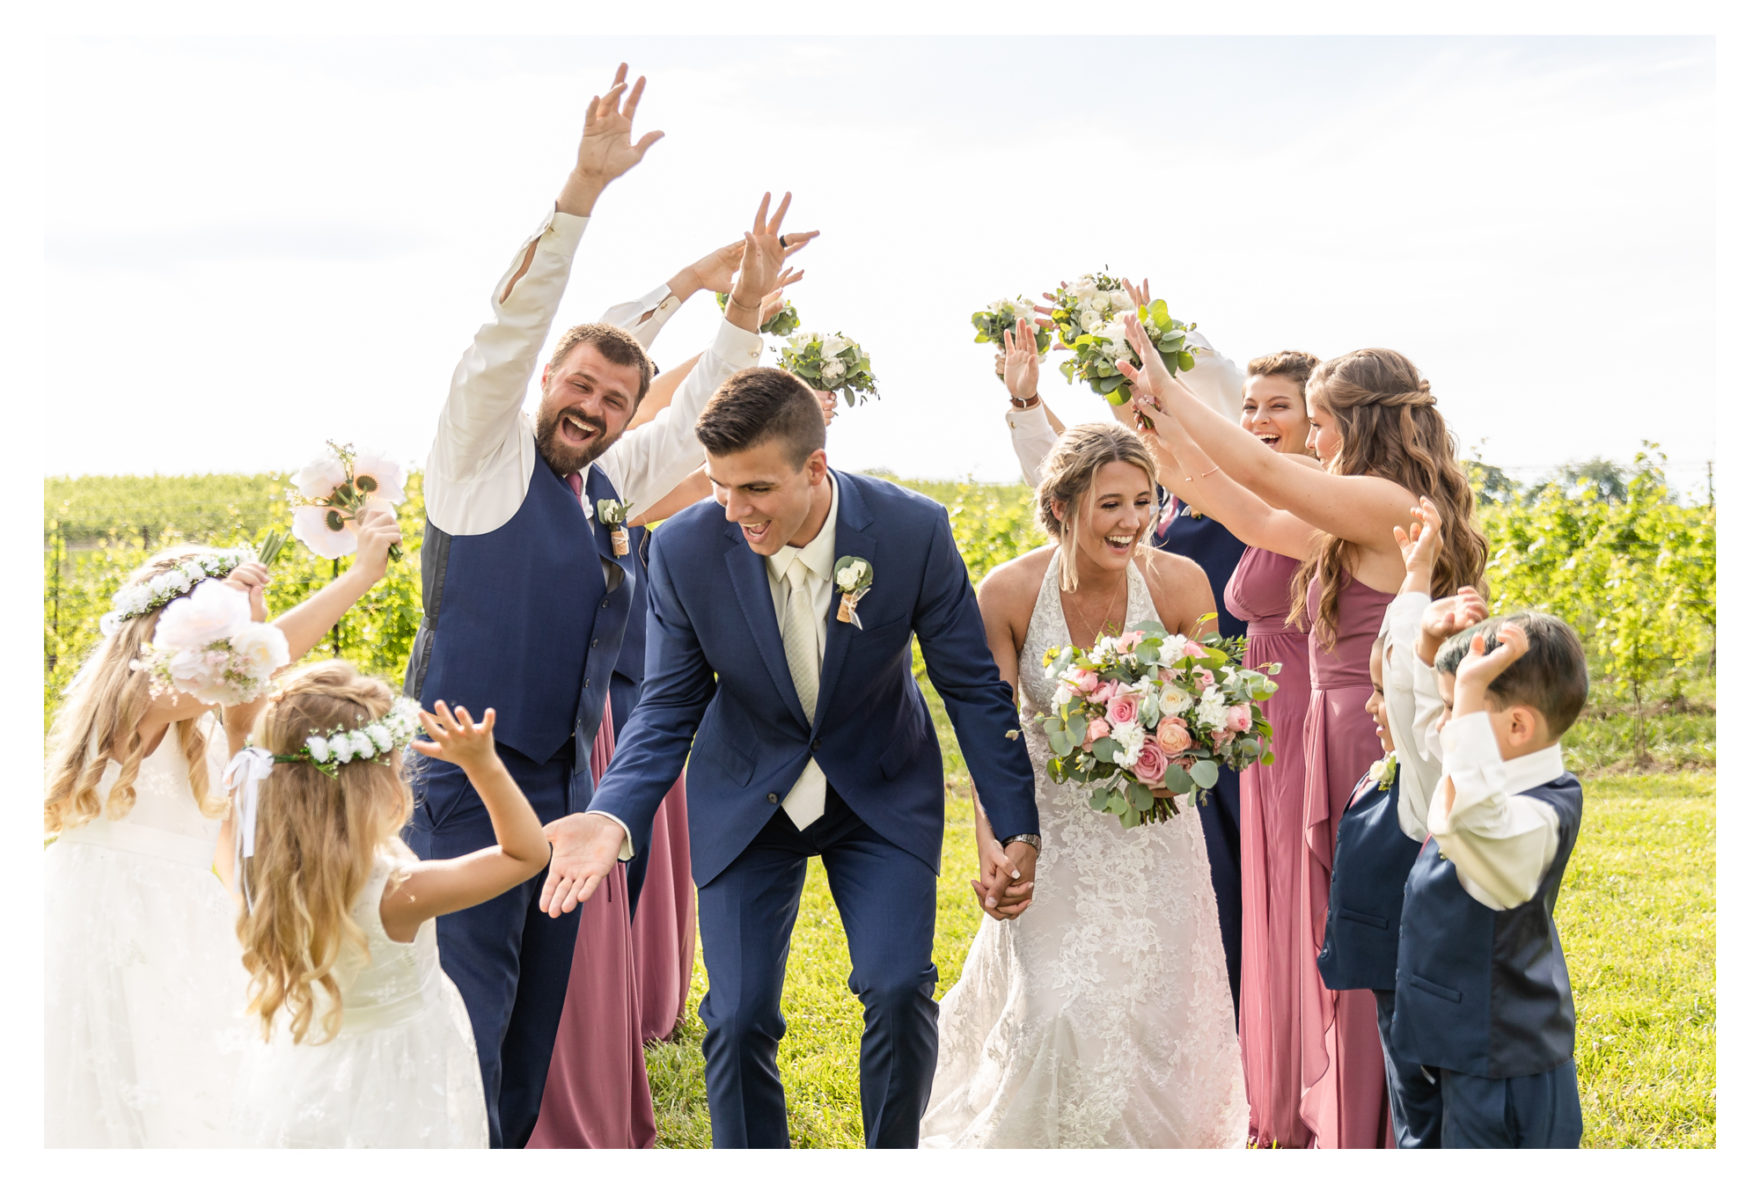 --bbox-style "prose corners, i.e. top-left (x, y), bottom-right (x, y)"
top-left (921, 552), bottom-right (1249, 1148)
top-left (236, 844), bottom-right (487, 1147)
top-left (43, 717), bottom-right (252, 1147)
